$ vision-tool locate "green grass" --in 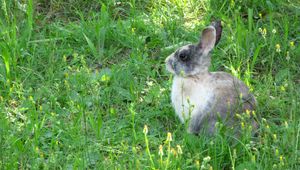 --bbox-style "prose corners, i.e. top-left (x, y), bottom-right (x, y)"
top-left (1, 0), bottom-right (299, 169)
